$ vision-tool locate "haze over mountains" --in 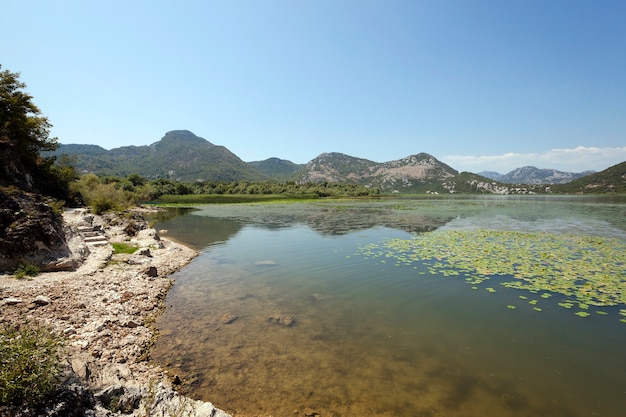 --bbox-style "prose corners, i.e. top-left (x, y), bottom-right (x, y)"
top-left (51, 130), bottom-right (625, 194)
